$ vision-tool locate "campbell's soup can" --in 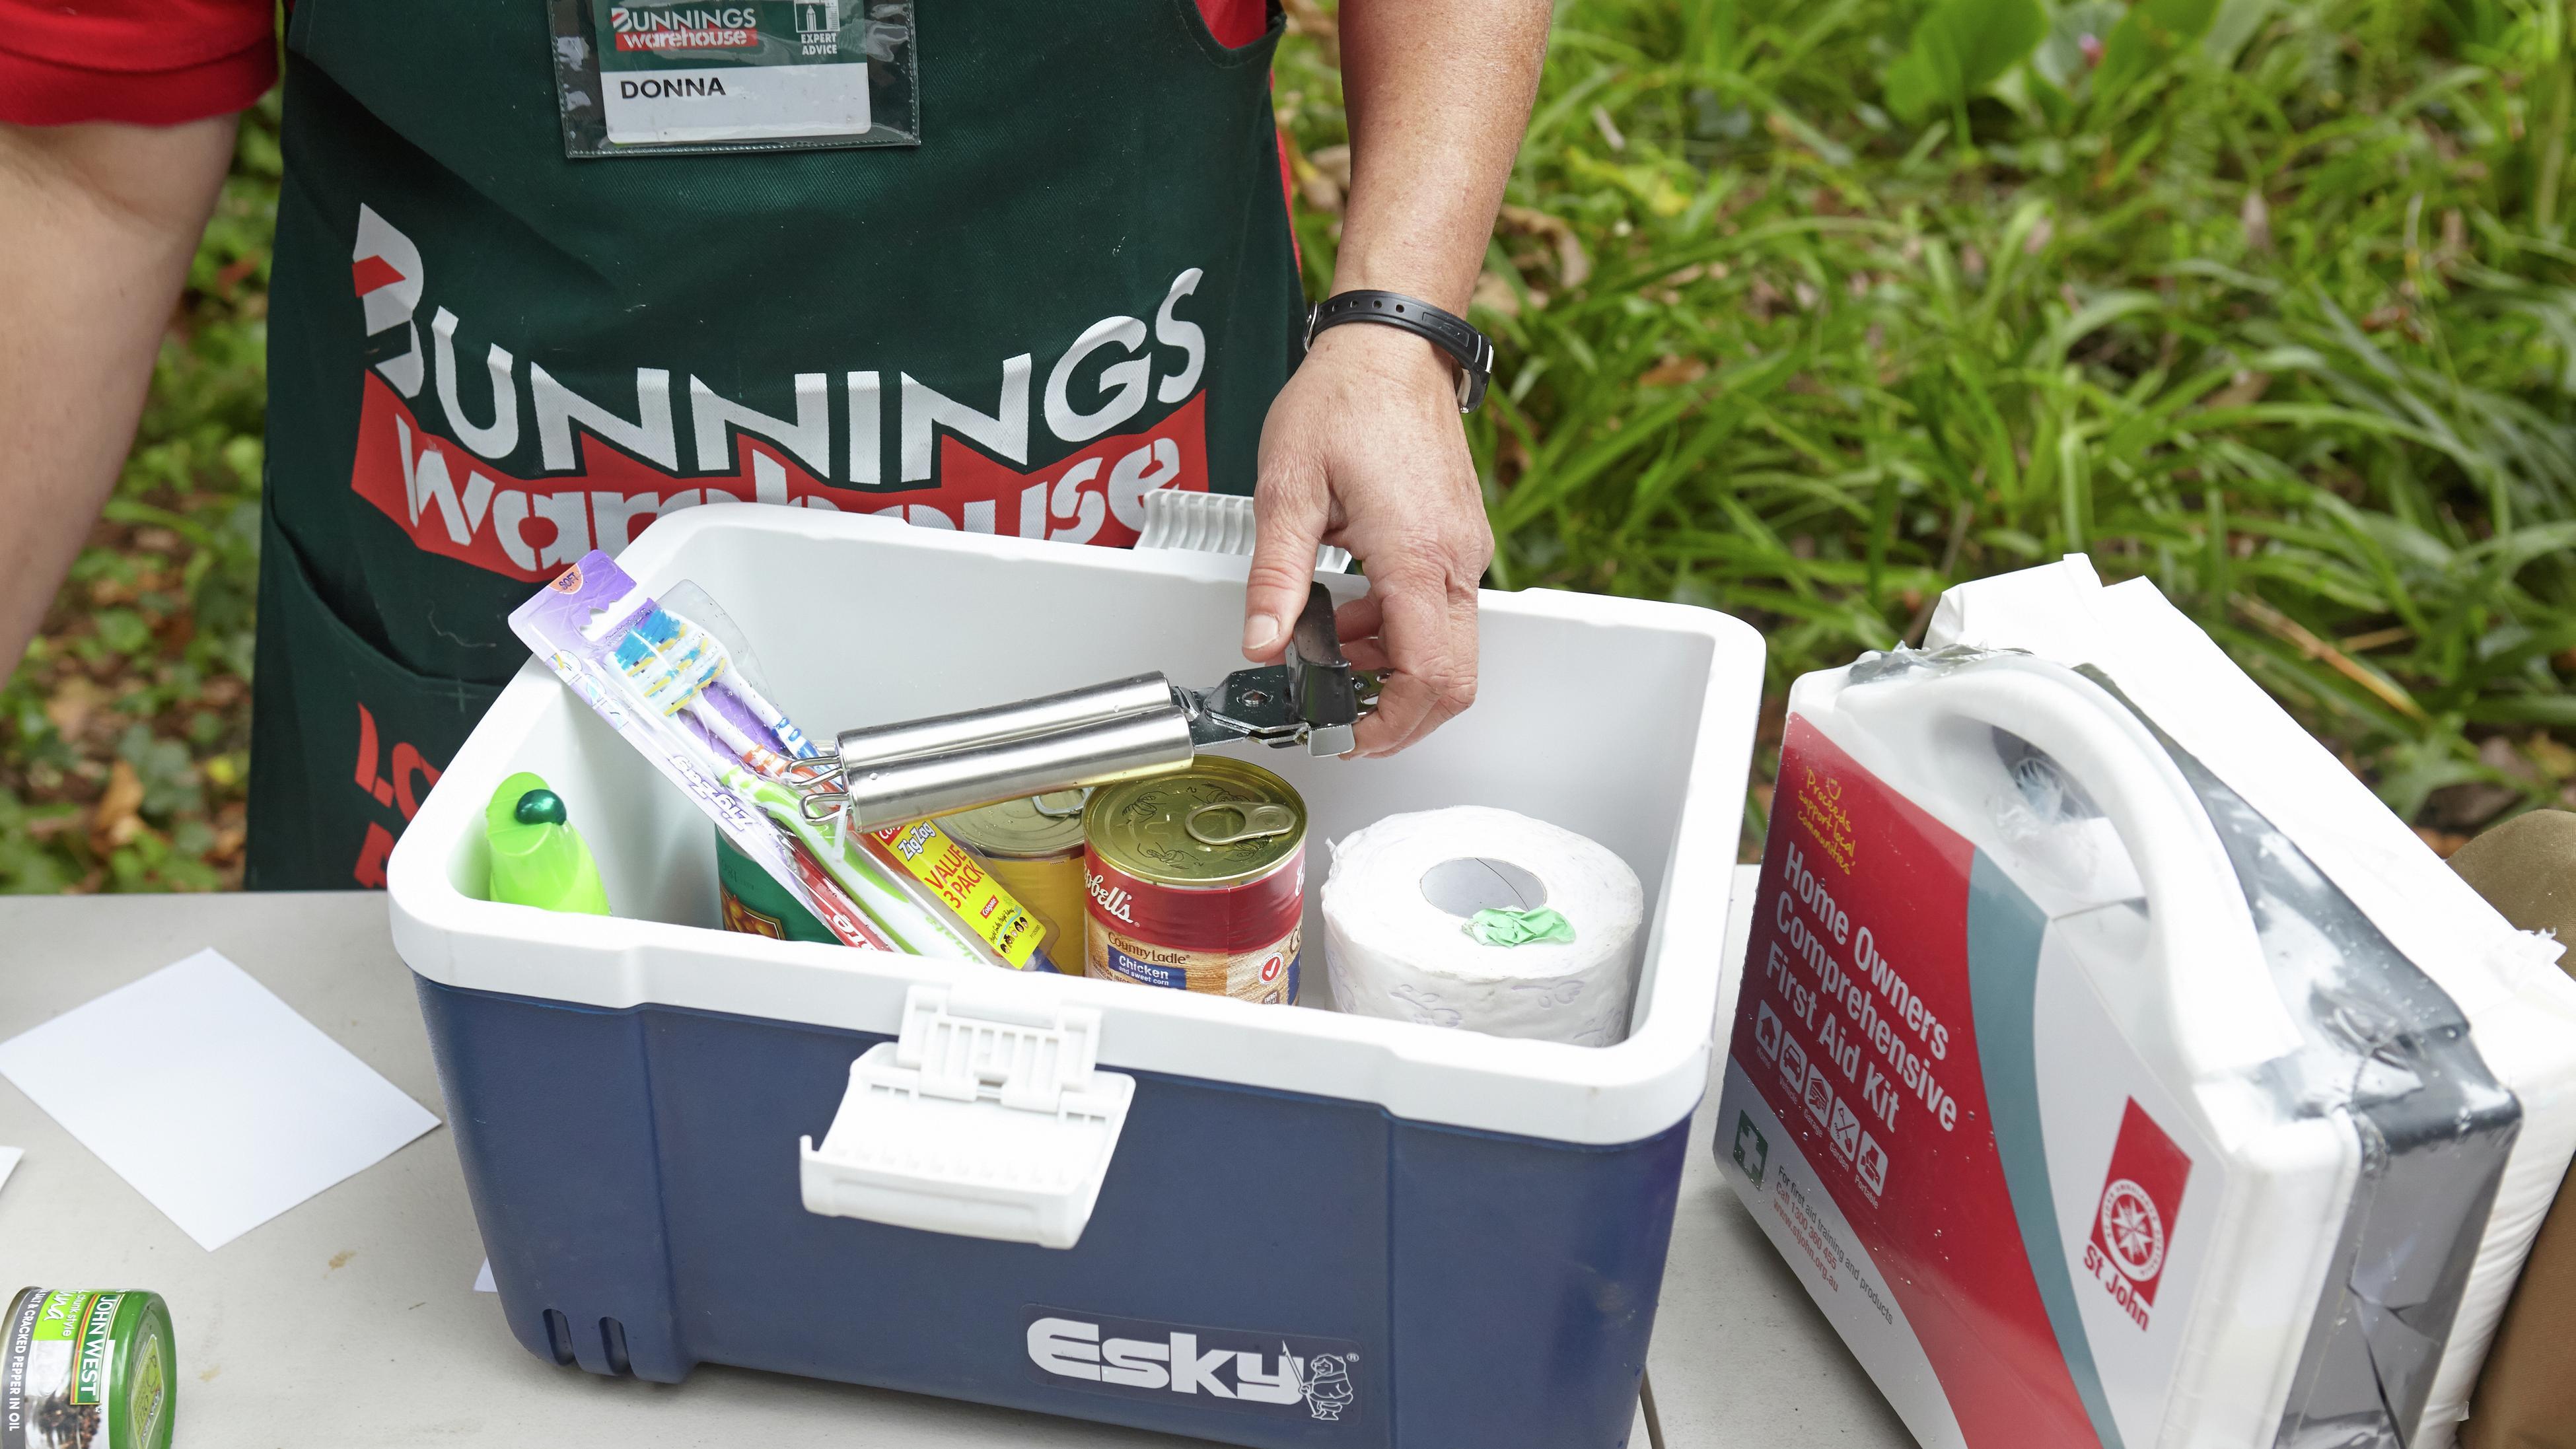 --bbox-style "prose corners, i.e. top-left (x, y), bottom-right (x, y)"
top-left (1083, 759), bottom-right (1305, 1005)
